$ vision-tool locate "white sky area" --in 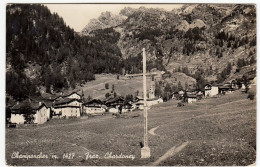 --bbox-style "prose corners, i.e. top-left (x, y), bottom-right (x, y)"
top-left (45, 4), bottom-right (183, 32)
